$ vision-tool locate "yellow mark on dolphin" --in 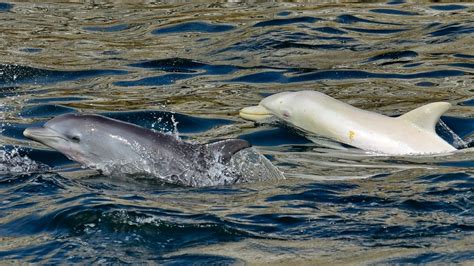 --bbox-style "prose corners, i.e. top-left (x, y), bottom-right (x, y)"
top-left (348, 130), bottom-right (356, 141)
